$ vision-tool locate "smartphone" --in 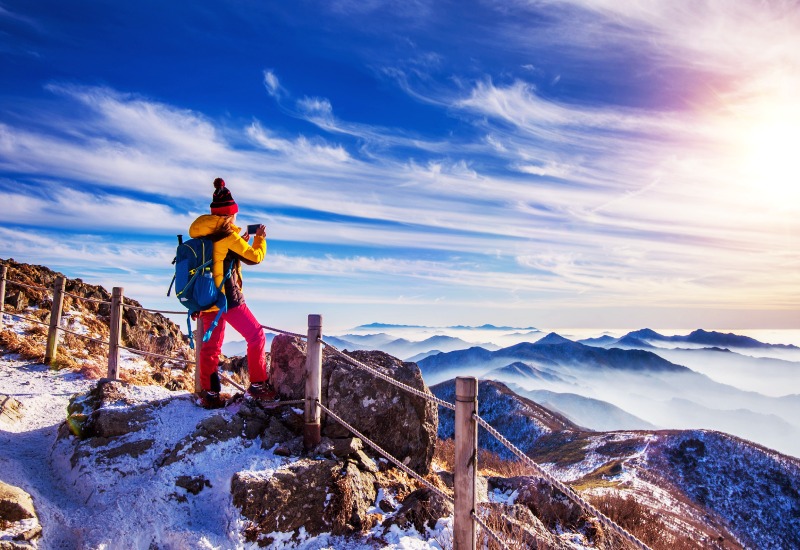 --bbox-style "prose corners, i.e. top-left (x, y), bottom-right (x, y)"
top-left (246, 224), bottom-right (261, 235)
